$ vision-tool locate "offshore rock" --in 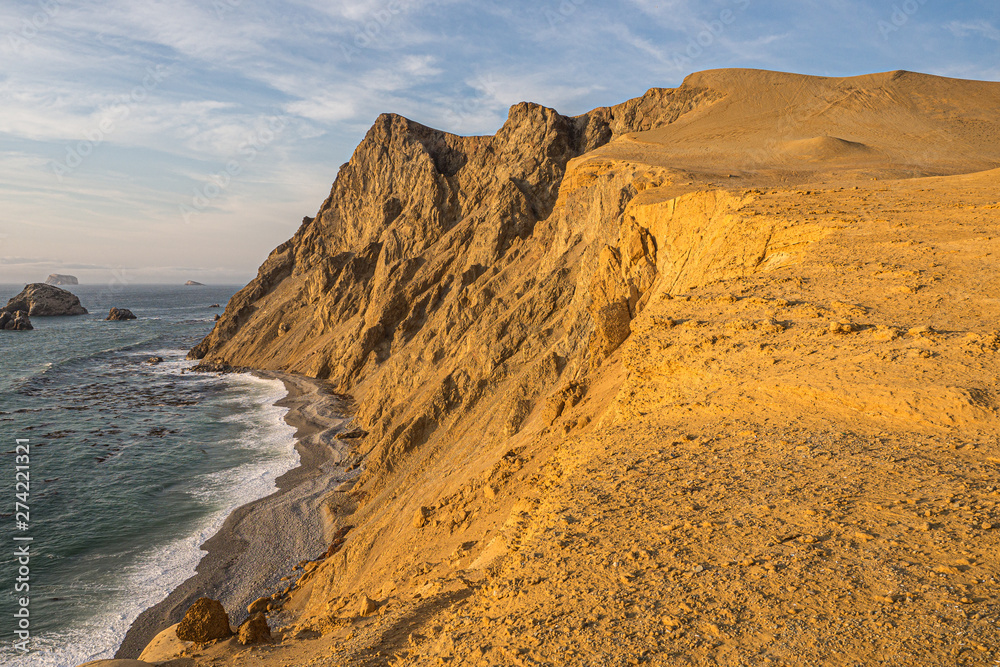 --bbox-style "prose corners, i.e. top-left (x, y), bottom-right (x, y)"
top-left (3, 283), bottom-right (87, 316)
top-left (106, 307), bottom-right (137, 321)
top-left (190, 361), bottom-right (251, 374)
top-left (0, 310), bottom-right (32, 330)
top-left (45, 273), bottom-right (79, 285)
